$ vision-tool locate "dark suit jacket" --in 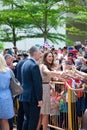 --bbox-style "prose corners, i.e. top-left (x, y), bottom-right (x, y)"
top-left (16, 59), bottom-right (28, 84)
top-left (21, 58), bottom-right (42, 103)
